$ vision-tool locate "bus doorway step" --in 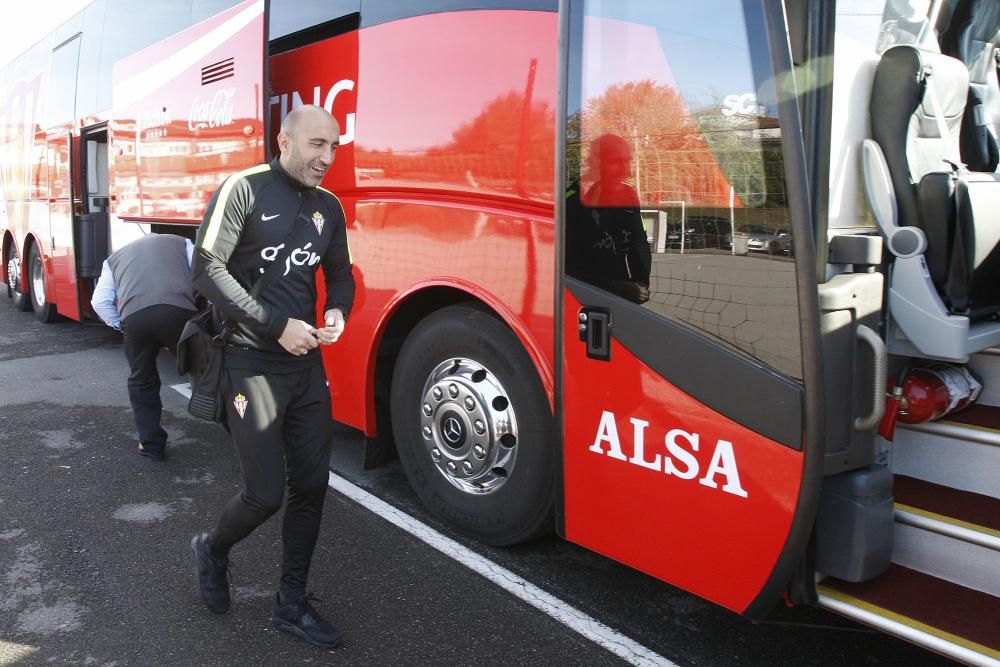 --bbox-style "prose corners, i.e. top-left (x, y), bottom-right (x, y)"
top-left (817, 565), bottom-right (1000, 666)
